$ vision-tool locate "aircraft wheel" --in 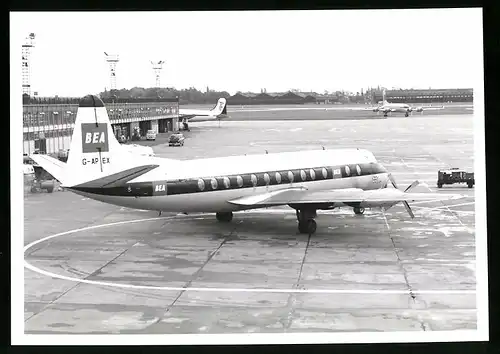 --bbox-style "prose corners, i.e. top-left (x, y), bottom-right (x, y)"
top-left (405, 112), bottom-right (409, 117)
top-left (354, 207), bottom-right (365, 215)
top-left (216, 212), bottom-right (233, 222)
top-left (298, 219), bottom-right (316, 234)
top-left (437, 183), bottom-right (442, 188)
top-left (468, 183), bottom-right (473, 188)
